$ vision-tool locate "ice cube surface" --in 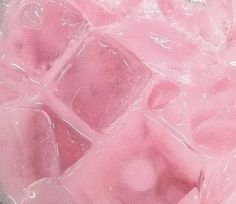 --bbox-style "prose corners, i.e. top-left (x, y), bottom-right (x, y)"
top-left (1, 0), bottom-right (236, 203)
top-left (2, 0), bottom-right (88, 75)
top-left (54, 33), bottom-right (151, 130)
top-left (0, 108), bottom-right (60, 197)
top-left (44, 107), bottom-right (91, 172)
